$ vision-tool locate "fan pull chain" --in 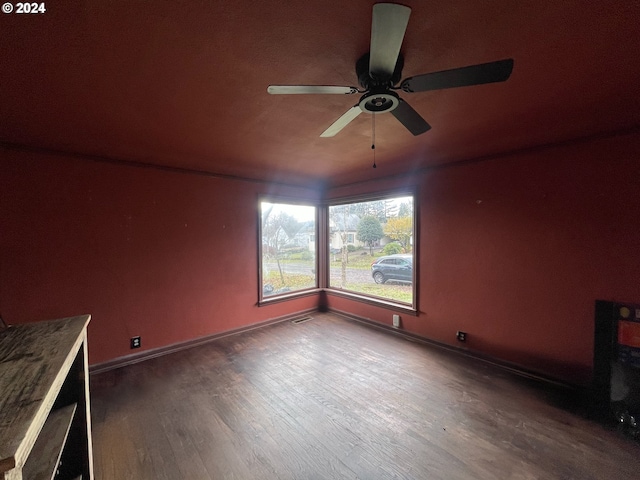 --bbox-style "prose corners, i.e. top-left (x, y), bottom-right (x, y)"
top-left (371, 113), bottom-right (376, 169)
